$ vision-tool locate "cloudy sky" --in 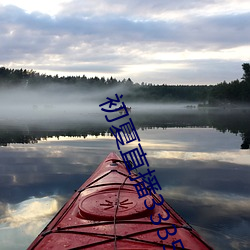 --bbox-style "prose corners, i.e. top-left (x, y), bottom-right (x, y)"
top-left (0, 0), bottom-right (250, 85)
